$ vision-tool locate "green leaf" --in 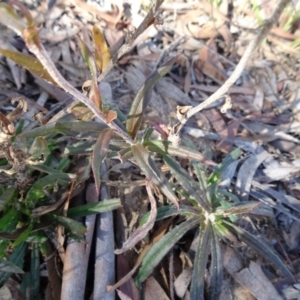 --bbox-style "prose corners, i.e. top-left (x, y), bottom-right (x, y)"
top-left (0, 258), bottom-right (24, 274)
top-left (126, 56), bottom-right (177, 139)
top-left (46, 214), bottom-right (86, 235)
top-left (0, 242), bottom-right (27, 287)
top-left (145, 140), bottom-right (216, 166)
top-left (223, 221), bottom-right (294, 279)
top-left (135, 216), bottom-right (200, 286)
top-left (0, 49), bottom-right (57, 85)
top-left (67, 199), bottom-right (121, 218)
top-left (132, 143), bottom-right (179, 208)
top-left (30, 243), bottom-right (40, 300)
top-left (163, 155), bottom-right (210, 212)
top-left (215, 201), bottom-right (260, 217)
top-left (25, 173), bottom-right (75, 206)
top-left (208, 148), bottom-right (240, 184)
top-left (19, 121), bottom-right (108, 138)
top-left (139, 205), bottom-right (199, 226)
top-left (13, 224), bottom-right (33, 248)
top-left (208, 229), bottom-right (223, 300)
top-left (29, 136), bottom-right (51, 159)
top-left (91, 128), bottom-right (113, 194)
top-left (0, 187), bottom-right (18, 212)
top-left (0, 207), bottom-right (19, 234)
top-left (190, 222), bottom-right (212, 299)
